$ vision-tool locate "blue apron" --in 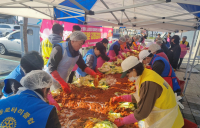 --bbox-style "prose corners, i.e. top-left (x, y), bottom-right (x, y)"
top-left (150, 55), bottom-right (180, 92)
top-left (76, 49), bottom-right (97, 77)
top-left (0, 90), bottom-right (53, 128)
top-left (2, 65), bottom-right (25, 97)
top-left (107, 41), bottom-right (120, 55)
